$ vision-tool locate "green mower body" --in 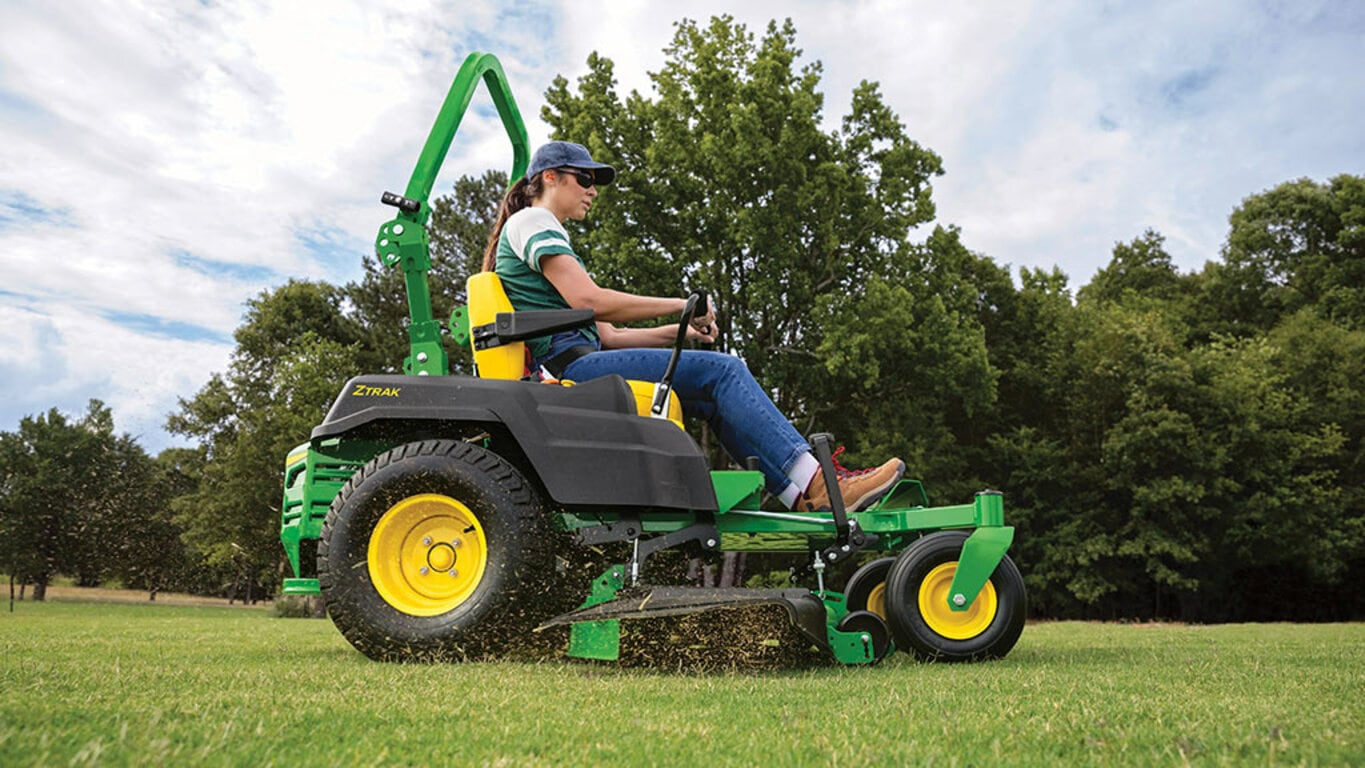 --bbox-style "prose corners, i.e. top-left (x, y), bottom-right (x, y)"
top-left (279, 52), bottom-right (1026, 666)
